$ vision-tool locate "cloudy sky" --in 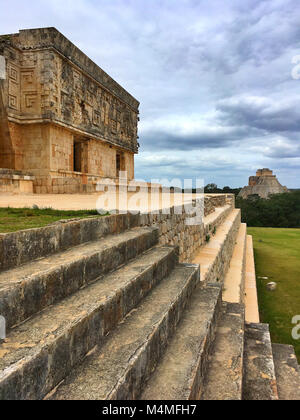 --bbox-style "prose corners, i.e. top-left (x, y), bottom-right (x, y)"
top-left (2, 0), bottom-right (300, 187)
